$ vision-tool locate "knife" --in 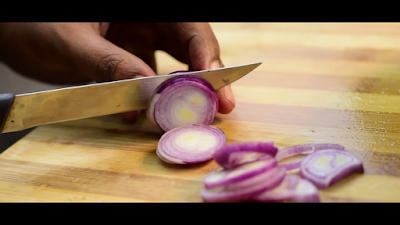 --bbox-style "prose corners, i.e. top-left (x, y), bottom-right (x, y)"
top-left (0, 62), bottom-right (262, 134)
